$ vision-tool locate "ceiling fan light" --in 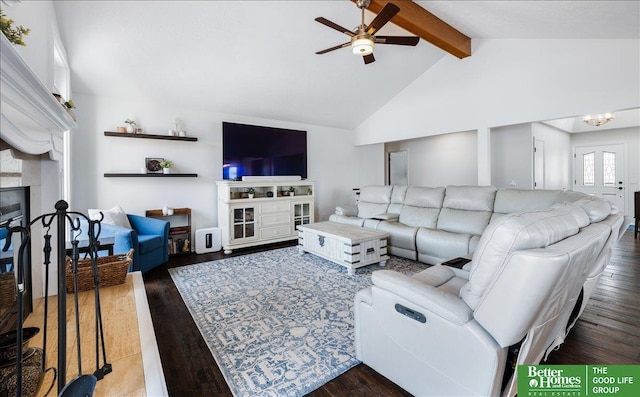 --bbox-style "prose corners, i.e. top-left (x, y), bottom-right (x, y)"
top-left (352, 37), bottom-right (374, 55)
